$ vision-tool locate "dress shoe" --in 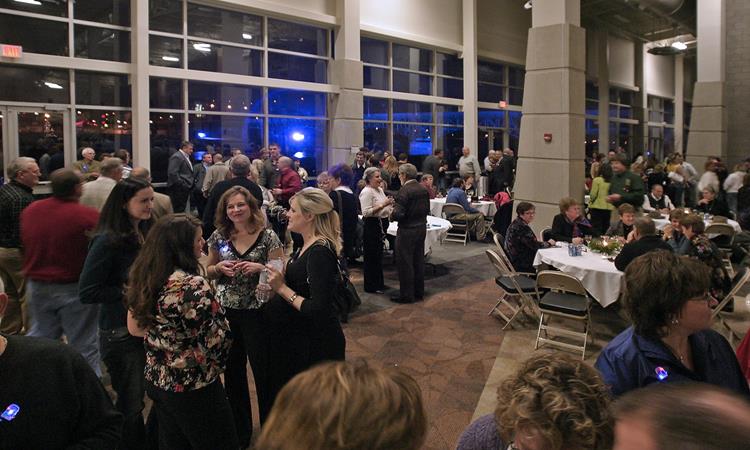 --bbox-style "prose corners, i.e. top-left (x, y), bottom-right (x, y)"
top-left (390, 295), bottom-right (415, 304)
